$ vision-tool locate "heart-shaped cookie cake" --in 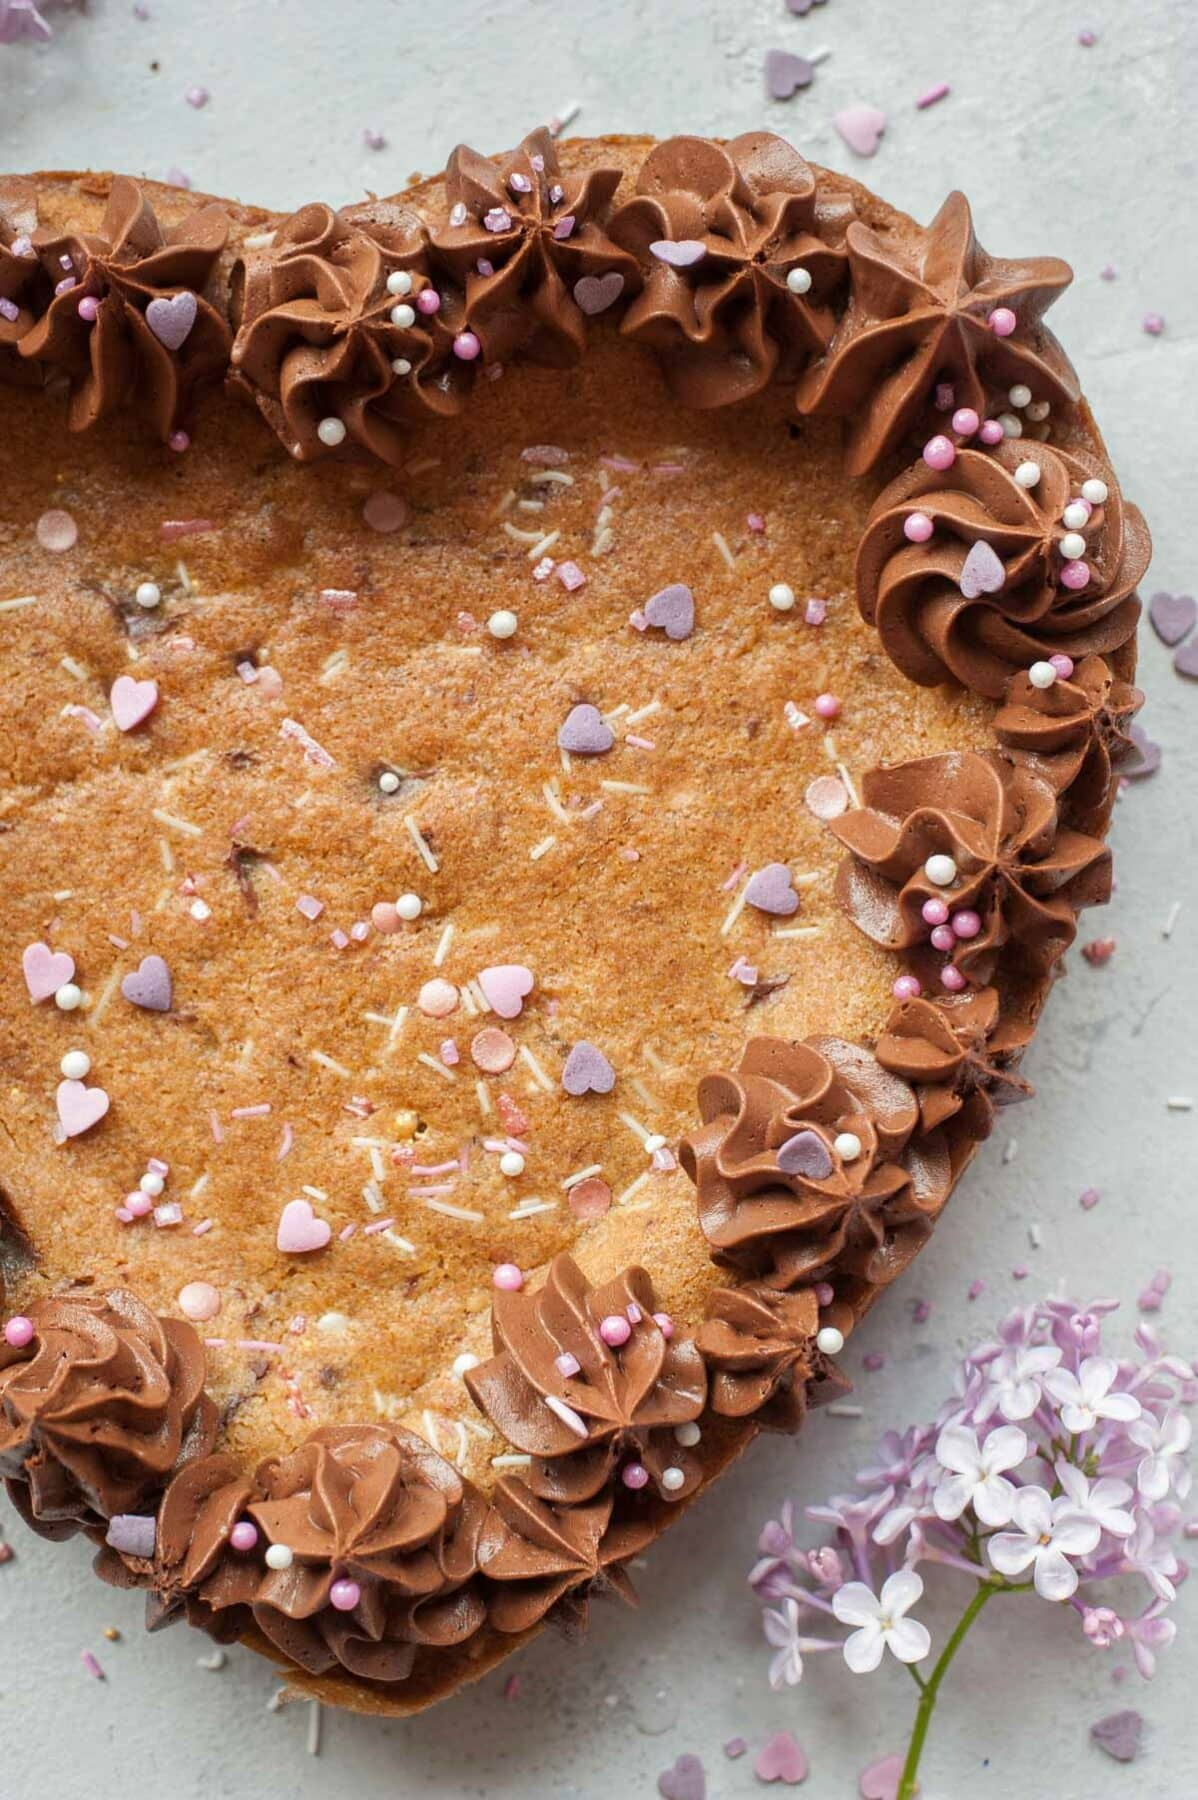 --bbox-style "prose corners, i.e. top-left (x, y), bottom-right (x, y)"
top-left (0, 131), bottom-right (1149, 1713)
